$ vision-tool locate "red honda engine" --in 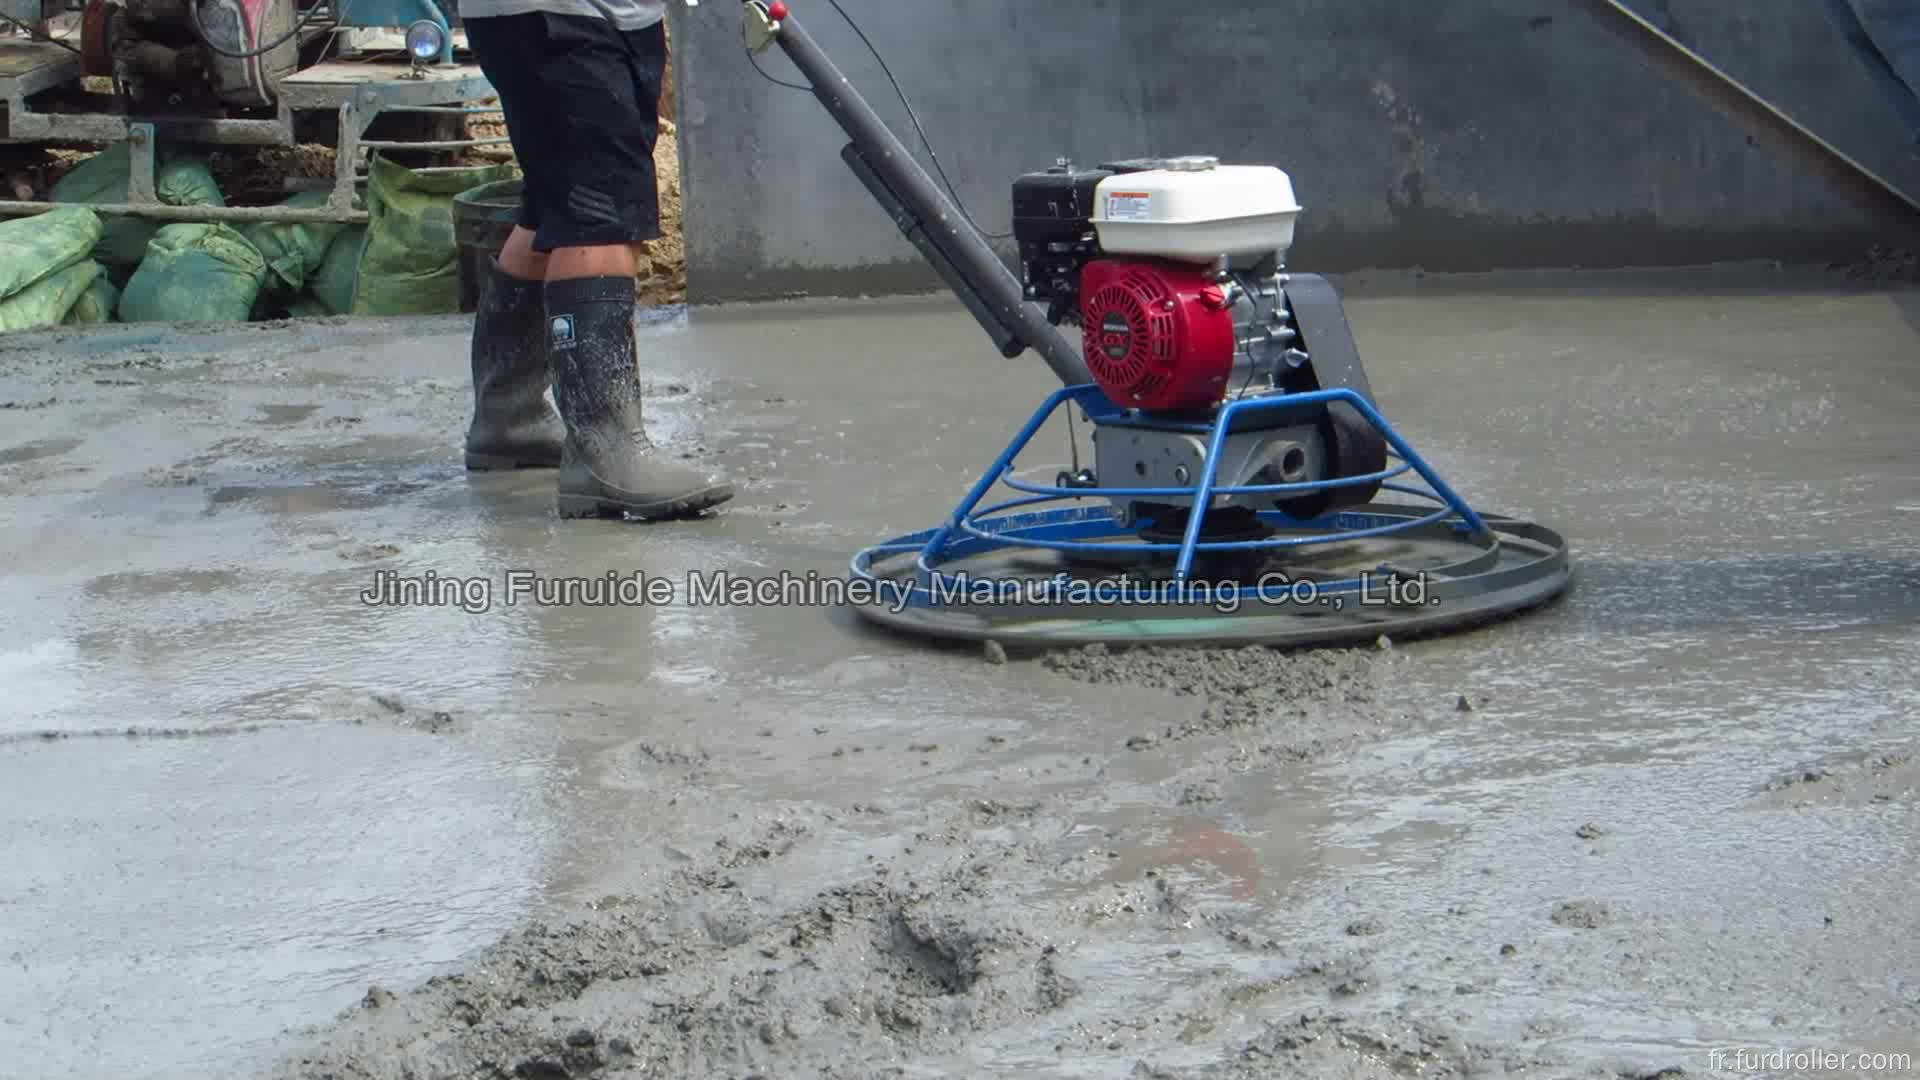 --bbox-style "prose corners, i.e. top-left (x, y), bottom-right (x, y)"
top-left (1079, 259), bottom-right (1237, 412)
